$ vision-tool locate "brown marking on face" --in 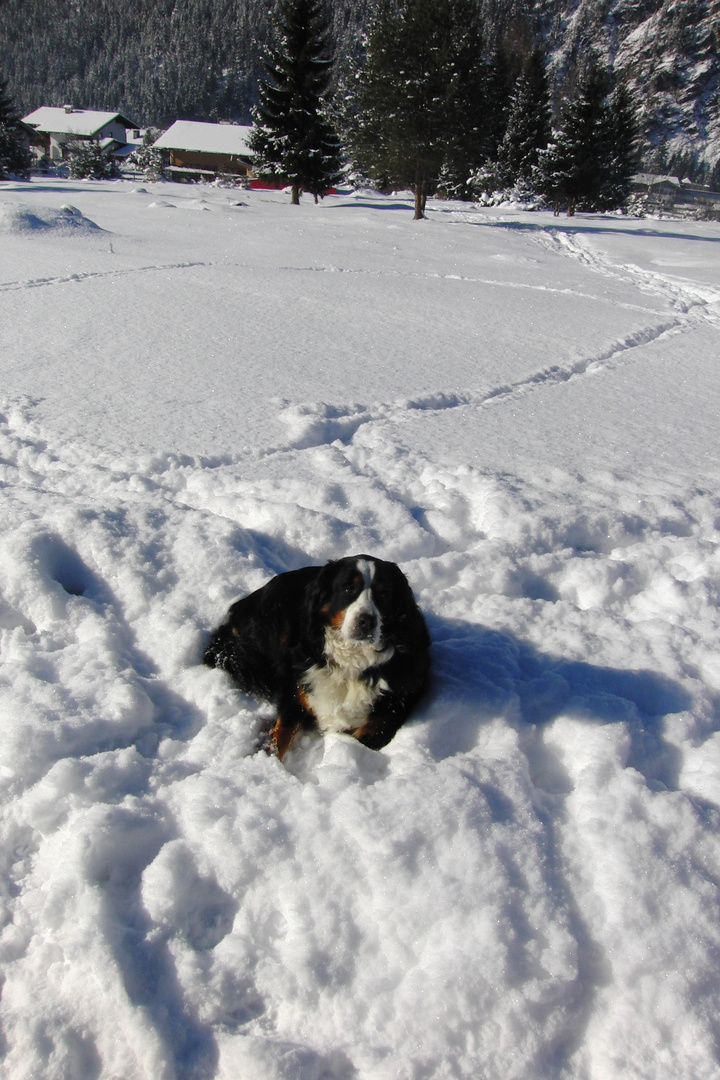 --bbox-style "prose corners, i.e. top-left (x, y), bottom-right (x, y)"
top-left (329, 609), bottom-right (347, 630)
top-left (231, 626), bottom-right (239, 636)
